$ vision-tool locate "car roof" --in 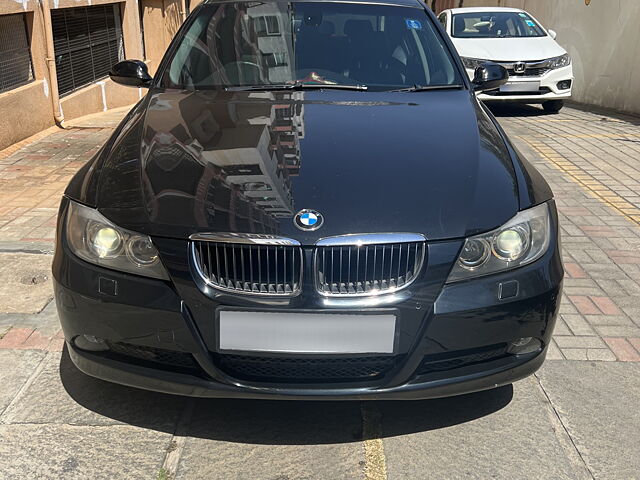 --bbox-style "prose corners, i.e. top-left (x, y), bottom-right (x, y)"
top-left (447, 7), bottom-right (525, 14)
top-left (203, 0), bottom-right (425, 7)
